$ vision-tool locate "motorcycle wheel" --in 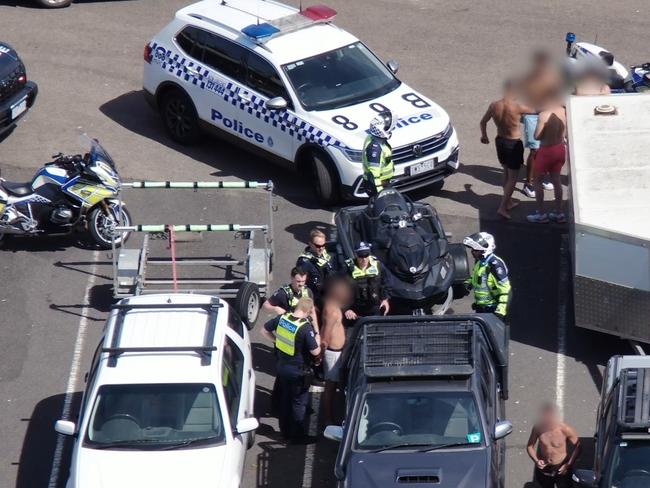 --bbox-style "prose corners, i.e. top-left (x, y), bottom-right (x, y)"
top-left (88, 203), bottom-right (132, 250)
